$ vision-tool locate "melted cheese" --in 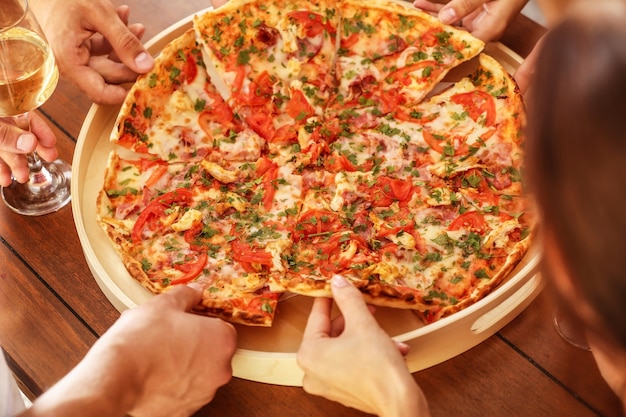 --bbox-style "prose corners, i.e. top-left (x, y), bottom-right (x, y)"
top-left (171, 209), bottom-right (202, 232)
